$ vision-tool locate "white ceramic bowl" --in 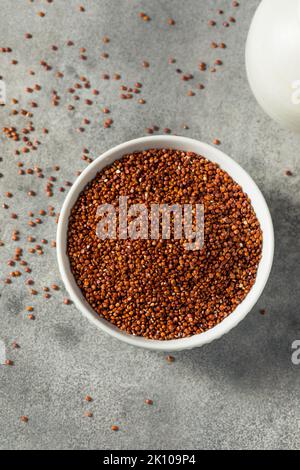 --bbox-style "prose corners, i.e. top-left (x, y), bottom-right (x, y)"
top-left (57, 136), bottom-right (274, 351)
